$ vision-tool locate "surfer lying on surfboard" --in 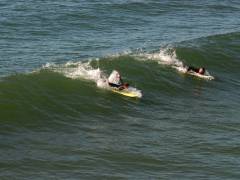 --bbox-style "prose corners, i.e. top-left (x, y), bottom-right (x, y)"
top-left (108, 70), bottom-right (129, 90)
top-left (174, 64), bottom-right (214, 80)
top-left (186, 66), bottom-right (206, 75)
